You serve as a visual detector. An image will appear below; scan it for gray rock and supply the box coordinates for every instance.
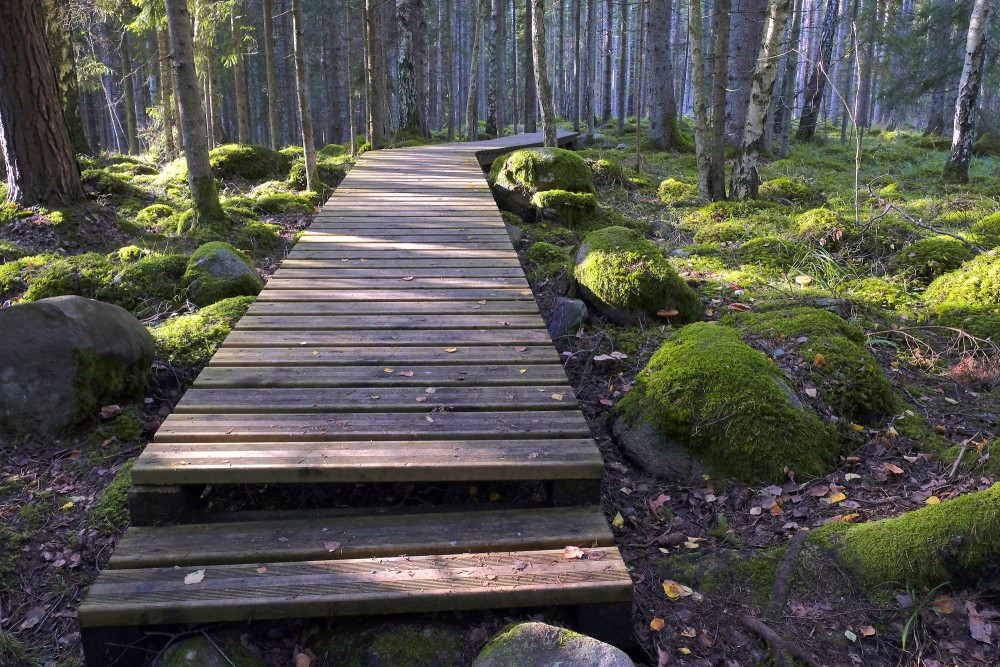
[651,220,673,238]
[185,242,263,307]
[0,296,153,434]
[473,622,633,667]
[158,632,265,667]
[573,243,645,326]
[671,248,691,258]
[505,222,524,245]
[548,297,588,338]
[612,417,709,483]
[615,143,627,150]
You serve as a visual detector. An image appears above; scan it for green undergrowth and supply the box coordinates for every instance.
[151,296,254,367]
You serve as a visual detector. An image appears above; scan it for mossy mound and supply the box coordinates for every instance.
[969,212,1000,248]
[589,158,628,187]
[759,176,813,203]
[134,203,179,231]
[113,254,189,311]
[488,148,595,218]
[736,237,806,271]
[931,303,1000,338]
[912,134,951,151]
[287,159,347,191]
[529,189,598,226]
[152,296,254,367]
[657,178,699,205]
[972,132,1000,157]
[235,221,282,256]
[0,240,25,263]
[725,307,899,420]
[0,253,59,297]
[574,226,702,325]
[319,143,347,157]
[23,253,114,302]
[615,323,838,482]
[832,483,1000,589]
[924,252,1000,307]
[112,245,152,263]
[209,143,291,181]
[843,276,916,310]
[693,221,750,244]
[183,242,263,307]
[892,235,976,283]
[524,242,569,282]
[80,168,145,202]
[315,621,466,667]
[255,192,316,215]
[88,461,133,532]
[794,208,854,249]
[683,199,787,229]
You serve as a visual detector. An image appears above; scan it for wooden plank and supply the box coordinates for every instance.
[132,438,603,484]
[300,232,511,241]
[221,329,552,348]
[78,547,631,628]
[109,506,613,569]
[175,386,577,413]
[271,268,528,279]
[278,258,524,269]
[287,250,518,260]
[208,345,559,366]
[264,277,529,290]
[192,364,569,388]
[153,410,592,442]
[237,314,546,330]
[252,289,533,302]
[245,300,540,316]
[292,241,515,251]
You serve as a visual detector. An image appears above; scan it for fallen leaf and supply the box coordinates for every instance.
[551,393,564,401]
[294,652,312,667]
[425,387,436,394]
[662,579,694,600]
[925,495,941,505]
[650,617,666,631]
[828,491,847,504]
[398,371,414,377]
[256,567,268,574]
[851,423,865,432]
[728,302,751,312]
[679,647,691,655]
[749,506,763,516]
[401,276,415,281]
[324,541,342,552]
[813,353,826,367]
[844,629,857,642]
[99,404,122,420]
[933,595,955,614]
[884,462,905,475]
[383,368,394,373]
[311,351,319,356]
[512,559,529,571]
[59,501,74,511]
[966,602,995,644]
[657,309,679,317]
[859,625,876,637]
[563,546,585,559]
[514,346,527,352]
[612,512,625,528]
[943,397,959,405]
[184,569,206,585]
[445,348,458,353]
[804,387,818,398]
[681,627,697,638]
[518,369,527,374]
[844,473,861,481]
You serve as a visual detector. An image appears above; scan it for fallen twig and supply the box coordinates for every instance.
[865,183,985,252]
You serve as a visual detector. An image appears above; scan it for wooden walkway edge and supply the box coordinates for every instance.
[78,132,634,665]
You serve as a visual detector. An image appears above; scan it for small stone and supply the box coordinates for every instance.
[615,143,626,150]
[547,298,588,338]
[473,622,633,667]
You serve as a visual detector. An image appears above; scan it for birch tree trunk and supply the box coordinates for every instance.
[647,0,680,149]
[943,0,992,182]
[532,0,557,146]
[730,0,793,199]
[795,0,838,141]
[688,0,712,198]
[164,0,224,221]
[263,0,281,149]
[291,0,319,192]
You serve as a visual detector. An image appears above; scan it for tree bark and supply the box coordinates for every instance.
[709,0,732,198]
[153,14,177,157]
[121,30,140,154]
[944,0,992,182]
[233,10,251,144]
[397,0,424,136]
[615,0,628,135]
[443,0,456,139]
[466,0,487,140]
[647,0,679,149]
[365,0,389,147]
[263,0,282,149]
[524,0,538,132]
[688,0,712,198]
[572,0,581,131]
[164,0,224,221]
[724,0,769,144]
[795,0,838,141]
[602,0,614,125]
[291,0,319,192]
[583,0,597,134]
[0,0,84,206]
[532,0,557,146]
[486,0,502,136]
[775,0,802,156]
[41,0,90,154]
[730,0,793,199]
[855,0,878,130]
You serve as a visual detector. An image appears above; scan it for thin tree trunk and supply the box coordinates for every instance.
[709,0,731,198]
[164,0,224,221]
[443,0,456,140]
[263,0,281,149]
[414,0,430,137]
[153,15,177,157]
[795,0,838,141]
[466,0,486,140]
[42,0,89,154]
[583,0,597,134]
[524,0,538,132]
[944,0,992,182]
[730,0,793,198]
[486,0,502,136]
[291,0,319,191]
[572,0,581,131]
[121,30,140,154]
[615,0,628,134]
[365,0,389,147]
[233,10,250,143]
[647,0,679,149]
[533,0,557,145]
[724,0,769,143]
[397,0,423,135]
[689,0,712,198]
[776,0,802,156]
[601,0,613,125]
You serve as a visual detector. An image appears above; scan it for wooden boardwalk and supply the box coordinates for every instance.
[78,132,633,664]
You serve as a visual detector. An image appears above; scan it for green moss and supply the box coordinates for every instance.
[524,242,569,282]
[152,296,254,367]
[574,226,702,323]
[0,240,26,262]
[134,203,178,231]
[235,221,282,256]
[912,134,951,151]
[530,189,598,225]
[693,221,750,244]
[286,159,347,191]
[930,303,1000,338]
[0,201,21,225]
[183,242,262,307]
[255,192,316,215]
[23,252,114,302]
[88,461,133,533]
[72,349,151,427]
[736,237,806,271]
[0,253,58,297]
[113,253,189,311]
[968,212,1000,248]
[794,208,854,249]
[209,143,291,181]
[488,147,596,195]
[112,245,151,263]
[924,252,1000,307]
[0,628,49,666]
[684,200,787,228]
[367,626,463,667]
[842,276,916,310]
[657,178,699,205]
[319,143,346,157]
[726,307,898,419]
[529,224,576,246]
[972,132,1000,157]
[92,404,144,443]
[0,528,28,593]
[616,323,838,481]
[759,177,813,203]
[835,483,1000,589]
[80,168,145,202]
[892,235,976,283]
[589,158,628,187]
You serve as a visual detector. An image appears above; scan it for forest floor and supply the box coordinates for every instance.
[1,127,999,666]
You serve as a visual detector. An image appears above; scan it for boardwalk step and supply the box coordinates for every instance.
[192,364,571,388]
[108,505,614,569]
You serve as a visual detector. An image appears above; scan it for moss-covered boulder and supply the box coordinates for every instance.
[0,253,59,298]
[524,242,570,282]
[183,242,263,307]
[287,158,347,190]
[931,303,1000,338]
[657,178,699,205]
[530,189,598,226]
[112,253,189,311]
[892,235,976,283]
[924,251,1000,308]
[209,143,291,181]
[574,226,701,325]
[0,296,153,434]
[134,203,178,231]
[80,168,145,203]
[794,208,854,249]
[759,177,813,203]
[831,483,1000,589]
[726,307,898,420]
[158,632,266,667]
[255,191,316,215]
[152,296,254,367]
[615,323,838,482]
[488,147,595,218]
[692,221,750,244]
[969,212,1000,248]
[473,622,632,667]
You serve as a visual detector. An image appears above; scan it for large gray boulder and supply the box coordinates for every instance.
[0,296,154,434]
[473,622,633,667]
[184,242,263,307]
[612,417,709,483]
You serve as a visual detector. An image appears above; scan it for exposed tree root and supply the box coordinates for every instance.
[767,530,809,621]
[742,615,821,667]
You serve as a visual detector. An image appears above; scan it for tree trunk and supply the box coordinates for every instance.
[924,9,952,136]
[944,0,992,182]
[730,0,793,199]
[709,0,731,198]
[121,30,140,154]
[795,0,838,141]
[524,0,538,132]
[486,0,502,136]
[263,0,282,149]
[572,0,581,131]
[466,0,486,140]
[532,0,557,146]
[688,0,711,198]
[647,0,679,149]
[583,0,597,134]
[601,0,613,125]
[233,10,251,144]
[775,0,802,156]
[41,0,89,154]
[855,0,877,130]
[153,13,177,157]
[291,0,319,191]
[397,0,424,136]
[615,0,628,135]
[443,0,456,140]
[0,0,84,206]
[164,0,224,221]
[724,0,769,144]
[365,0,389,147]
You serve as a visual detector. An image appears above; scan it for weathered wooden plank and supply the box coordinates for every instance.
[237,314,545,330]
[192,364,569,388]
[287,249,519,260]
[245,300,540,316]
[253,289,533,302]
[264,277,529,290]
[221,329,552,348]
[109,506,613,569]
[153,410,592,442]
[208,345,559,366]
[278,257,524,269]
[271,267,528,279]
[293,241,515,251]
[133,439,603,484]
[78,547,631,628]
[300,232,511,242]
[176,386,576,413]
